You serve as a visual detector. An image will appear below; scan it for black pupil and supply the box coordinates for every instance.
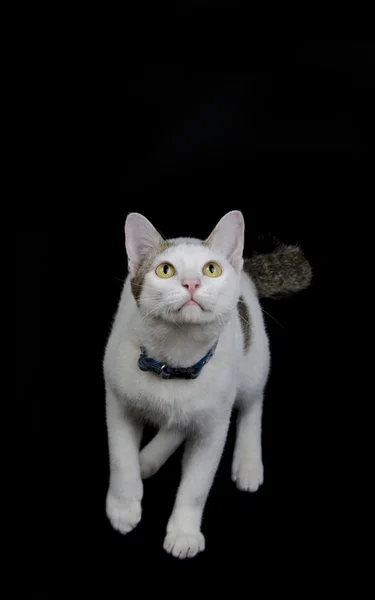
[209,264,215,273]
[163,265,169,274]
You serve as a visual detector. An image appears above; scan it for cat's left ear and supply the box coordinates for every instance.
[125,212,166,277]
[203,210,244,272]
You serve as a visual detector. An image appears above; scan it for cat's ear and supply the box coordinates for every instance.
[204,210,245,272]
[125,212,165,276]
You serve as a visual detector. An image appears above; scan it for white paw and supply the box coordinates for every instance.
[232,456,264,492]
[163,531,205,559]
[106,491,141,534]
[139,453,158,479]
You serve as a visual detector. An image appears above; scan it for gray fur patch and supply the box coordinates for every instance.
[130,239,173,305]
[244,244,312,299]
[237,296,251,352]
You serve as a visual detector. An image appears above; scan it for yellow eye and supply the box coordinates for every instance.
[155,263,175,278]
[203,262,222,277]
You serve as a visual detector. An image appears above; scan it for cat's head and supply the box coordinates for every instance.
[124,211,245,326]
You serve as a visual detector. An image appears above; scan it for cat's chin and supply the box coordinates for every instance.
[163,305,216,326]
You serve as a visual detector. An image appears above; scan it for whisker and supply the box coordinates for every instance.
[214,290,284,329]
[171,314,183,331]
[156,226,168,241]
[261,307,284,329]
[238,313,251,327]
[215,311,226,328]
[134,302,165,330]
[138,295,163,300]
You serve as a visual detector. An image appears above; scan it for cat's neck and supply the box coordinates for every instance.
[137,317,222,368]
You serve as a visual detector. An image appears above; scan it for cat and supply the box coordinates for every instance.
[103,210,311,559]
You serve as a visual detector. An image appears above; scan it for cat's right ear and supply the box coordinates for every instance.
[125,213,165,276]
[203,210,245,272]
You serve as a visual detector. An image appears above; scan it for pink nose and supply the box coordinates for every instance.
[182,278,201,294]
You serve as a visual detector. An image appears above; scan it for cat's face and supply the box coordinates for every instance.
[139,242,240,325]
[125,211,245,327]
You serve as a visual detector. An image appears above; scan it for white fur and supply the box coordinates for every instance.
[103,211,270,559]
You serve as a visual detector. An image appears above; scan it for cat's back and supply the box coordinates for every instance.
[111,277,138,332]
[239,270,268,341]
[103,277,139,367]
[237,270,270,391]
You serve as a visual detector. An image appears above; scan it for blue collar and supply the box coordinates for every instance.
[138,342,218,380]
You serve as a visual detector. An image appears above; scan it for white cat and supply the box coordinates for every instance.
[103,210,310,559]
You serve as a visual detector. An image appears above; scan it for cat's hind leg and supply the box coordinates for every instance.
[232,392,264,492]
[139,428,185,479]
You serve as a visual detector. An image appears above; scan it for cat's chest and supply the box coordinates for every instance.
[114,343,236,427]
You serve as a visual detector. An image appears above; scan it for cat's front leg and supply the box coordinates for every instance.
[163,415,230,559]
[105,385,143,534]
[140,427,185,479]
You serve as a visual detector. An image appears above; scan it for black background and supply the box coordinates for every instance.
[25,33,373,587]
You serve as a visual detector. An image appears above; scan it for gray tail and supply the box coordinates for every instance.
[244,244,312,299]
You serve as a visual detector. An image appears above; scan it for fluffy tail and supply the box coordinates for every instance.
[244,244,312,299]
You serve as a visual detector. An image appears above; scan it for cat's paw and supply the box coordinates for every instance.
[139,453,159,479]
[106,492,141,534]
[232,456,264,492]
[163,530,205,559]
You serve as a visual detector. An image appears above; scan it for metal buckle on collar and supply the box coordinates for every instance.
[159,364,169,378]
[160,366,171,379]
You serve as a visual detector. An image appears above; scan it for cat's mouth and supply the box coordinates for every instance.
[164,297,217,323]
[179,299,203,311]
